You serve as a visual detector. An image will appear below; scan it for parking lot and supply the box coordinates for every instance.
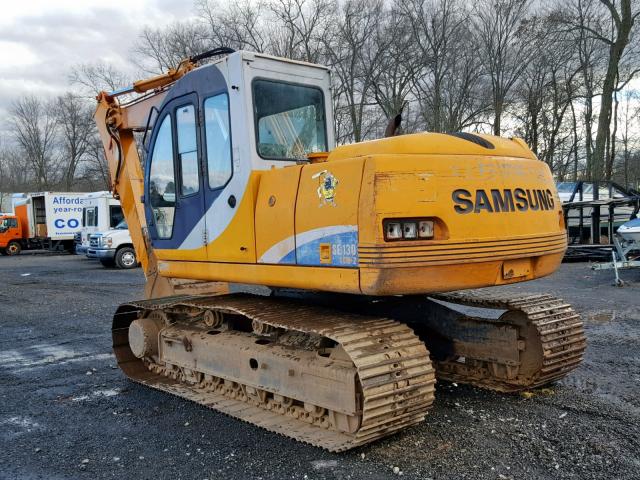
[1,253,639,480]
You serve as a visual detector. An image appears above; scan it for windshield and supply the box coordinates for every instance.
[115,220,128,230]
[0,217,16,230]
[253,79,327,161]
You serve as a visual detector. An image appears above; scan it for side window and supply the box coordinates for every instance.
[252,80,327,160]
[204,94,232,189]
[149,115,176,239]
[9,218,17,228]
[176,105,199,196]
[109,206,124,228]
[94,207,99,227]
[86,207,96,227]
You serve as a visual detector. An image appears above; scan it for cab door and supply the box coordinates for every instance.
[0,217,19,246]
[201,92,237,261]
[145,93,208,261]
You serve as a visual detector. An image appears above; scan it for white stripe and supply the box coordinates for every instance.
[258,235,296,263]
[258,225,357,264]
[178,165,251,250]
[295,224,357,247]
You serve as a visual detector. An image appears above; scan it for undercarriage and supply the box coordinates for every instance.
[112,290,585,451]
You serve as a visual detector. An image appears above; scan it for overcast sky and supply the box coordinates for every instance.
[0,0,197,115]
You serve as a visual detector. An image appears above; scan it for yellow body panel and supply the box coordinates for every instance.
[147,133,567,296]
[356,151,565,293]
[158,260,361,293]
[207,175,260,263]
[255,166,302,263]
[295,159,364,267]
[154,243,208,262]
[330,132,536,161]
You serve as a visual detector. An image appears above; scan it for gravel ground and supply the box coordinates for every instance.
[1,253,639,480]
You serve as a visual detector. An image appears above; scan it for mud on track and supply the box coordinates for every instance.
[1,253,639,479]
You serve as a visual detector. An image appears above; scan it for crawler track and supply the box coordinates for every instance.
[112,294,436,452]
[430,291,587,392]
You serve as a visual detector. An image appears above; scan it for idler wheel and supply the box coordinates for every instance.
[129,311,165,358]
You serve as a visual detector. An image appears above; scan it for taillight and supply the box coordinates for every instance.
[418,220,434,238]
[384,218,435,241]
[386,222,402,240]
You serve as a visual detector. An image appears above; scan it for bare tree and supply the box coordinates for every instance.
[267,0,335,63]
[56,93,94,190]
[370,5,419,125]
[133,21,211,74]
[1,146,30,193]
[473,0,535,136]
[325,0,385,143]
[568,0,604,179]
[403,0,461,131]
[197,0,270,52]
[587,0,638,181]
[0,143,14,209]
[401,0,489,132]
[9,96,59,190]
[80,136,110,191]
[555,0,640,181]
[514,12,580,175]
[615,89,639,187]
[39,0,634,191]
[69,61,130,96]
[0,149,6,209]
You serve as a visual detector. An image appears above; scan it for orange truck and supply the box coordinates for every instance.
[0,192,85,256]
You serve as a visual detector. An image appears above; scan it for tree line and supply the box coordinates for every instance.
[1,0,639,199]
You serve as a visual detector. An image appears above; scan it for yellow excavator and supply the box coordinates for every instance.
[95,48,586,451]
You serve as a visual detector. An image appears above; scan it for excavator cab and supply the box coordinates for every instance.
[143,52,334,254]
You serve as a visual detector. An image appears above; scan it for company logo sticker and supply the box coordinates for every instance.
[312,170,339,207]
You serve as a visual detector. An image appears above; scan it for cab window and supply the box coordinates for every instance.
[204,94,232,189]
[176,104,199,196]
[109,205,124,228]
[1,218,17,229]
[253,79,327,161]
[149,115,176,239]
[86,207,97,227]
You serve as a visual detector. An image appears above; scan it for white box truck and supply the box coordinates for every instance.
[74,192,124,254]
[0,192,85,255]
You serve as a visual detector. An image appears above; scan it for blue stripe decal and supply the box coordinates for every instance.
[279,250,297,264]
[296,230,358,267]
